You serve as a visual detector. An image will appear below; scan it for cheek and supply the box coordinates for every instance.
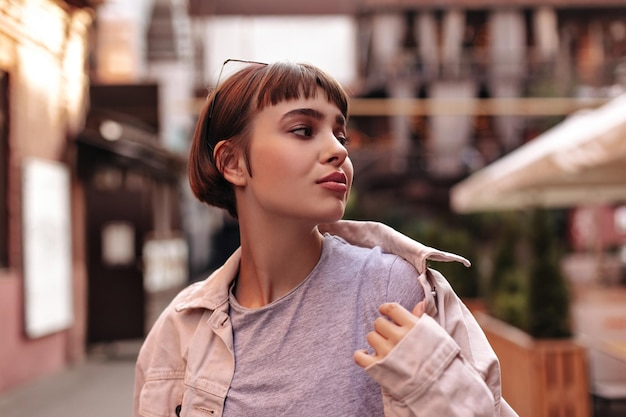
[344,158,355,186]
[251,143,309,180]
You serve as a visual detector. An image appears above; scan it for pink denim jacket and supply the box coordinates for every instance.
[134,220,518,417]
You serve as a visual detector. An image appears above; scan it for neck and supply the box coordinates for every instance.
[234,212,324,308]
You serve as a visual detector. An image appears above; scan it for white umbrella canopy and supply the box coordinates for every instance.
[450,93,626,213]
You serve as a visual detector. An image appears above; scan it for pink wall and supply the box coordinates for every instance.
[0,274,68,392]
[0,0,91,393]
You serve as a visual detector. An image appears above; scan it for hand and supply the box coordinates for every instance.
[354,301,425,369]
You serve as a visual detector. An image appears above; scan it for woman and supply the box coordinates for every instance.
[134,60,517,417]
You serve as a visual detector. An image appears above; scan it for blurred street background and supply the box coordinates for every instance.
[1,0,626,416]
[0,341,140,417]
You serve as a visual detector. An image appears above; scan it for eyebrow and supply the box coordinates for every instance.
[281,108,346,127]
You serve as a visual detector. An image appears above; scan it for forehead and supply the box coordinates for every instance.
[256,91,347,124]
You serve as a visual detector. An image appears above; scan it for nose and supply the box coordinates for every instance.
[322,132,349,167]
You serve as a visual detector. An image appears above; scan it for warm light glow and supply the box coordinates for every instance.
[19,46,63,135]
[0,35,12,68]
[22,0,67,55]
[100,120,123,141]
[11,1,92,138]
[103,50,136,76]
[63,14,90,134]
[96,18,142,83]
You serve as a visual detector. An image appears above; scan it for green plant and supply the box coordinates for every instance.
[490,267,528,331]
[486,211,527,326]
[526,209,571,339]
[487,215,520,300]
[485,209,571,339]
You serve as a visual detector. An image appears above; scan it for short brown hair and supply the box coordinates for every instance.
[188,61,349,218]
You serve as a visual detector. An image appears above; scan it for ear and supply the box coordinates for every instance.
[214,140,247,186]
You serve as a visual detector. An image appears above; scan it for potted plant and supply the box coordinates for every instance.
[477,209,589,417]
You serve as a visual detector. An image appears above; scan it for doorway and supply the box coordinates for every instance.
[86,167,152,343]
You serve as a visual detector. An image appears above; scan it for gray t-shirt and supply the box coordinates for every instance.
[223,234,425,417]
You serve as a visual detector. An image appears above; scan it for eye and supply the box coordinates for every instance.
[291,126,313,137]
[336,133,349,147]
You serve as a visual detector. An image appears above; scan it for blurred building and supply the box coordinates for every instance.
[346,1,626,214]
[0,0,191,393]
[340,1,626,289]
[188,1,626,213]
[0,0,99,392]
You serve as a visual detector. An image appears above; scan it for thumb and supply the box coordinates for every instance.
[412,300,425,317]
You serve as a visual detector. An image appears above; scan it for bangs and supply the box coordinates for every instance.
[254,62,348,117]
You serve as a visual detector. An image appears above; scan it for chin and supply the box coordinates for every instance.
[290,202,347,225]
[318,207,346,224]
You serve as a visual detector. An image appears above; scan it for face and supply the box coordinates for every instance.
[236,88,353,225]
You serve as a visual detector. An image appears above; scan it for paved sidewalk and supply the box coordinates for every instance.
[0,341,140,417]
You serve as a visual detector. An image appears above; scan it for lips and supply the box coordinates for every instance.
[316,171,348,193]
[317,171,347,185]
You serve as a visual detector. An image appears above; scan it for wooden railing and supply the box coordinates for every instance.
[476,312,591,417]
[347,97,609,116]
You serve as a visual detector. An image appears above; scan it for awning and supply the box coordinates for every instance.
[75,109,186,183]
[450,93,626,213]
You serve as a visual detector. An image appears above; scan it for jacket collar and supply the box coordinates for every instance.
[174,220,470,312]
[175,248,241,312]
[319,220,470,274]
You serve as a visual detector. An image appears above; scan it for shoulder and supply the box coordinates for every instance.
[324,234,417,273]
[323,234,424,306]
[322,234,421,293]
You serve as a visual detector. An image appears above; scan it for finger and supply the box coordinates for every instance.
[412,300,426,317]
[373,316,404,344]
[366,330,393,357]
[354,349,376,369]
[379,302,419,327]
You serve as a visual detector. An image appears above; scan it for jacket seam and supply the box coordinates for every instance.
[401,343,460,402]
[144,370,185,381]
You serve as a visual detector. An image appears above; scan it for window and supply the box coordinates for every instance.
[0,71,8,267]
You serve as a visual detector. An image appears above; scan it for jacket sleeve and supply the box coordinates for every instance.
[366,315,497,417]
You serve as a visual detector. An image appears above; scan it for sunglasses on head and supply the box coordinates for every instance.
[202,59,268,159]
